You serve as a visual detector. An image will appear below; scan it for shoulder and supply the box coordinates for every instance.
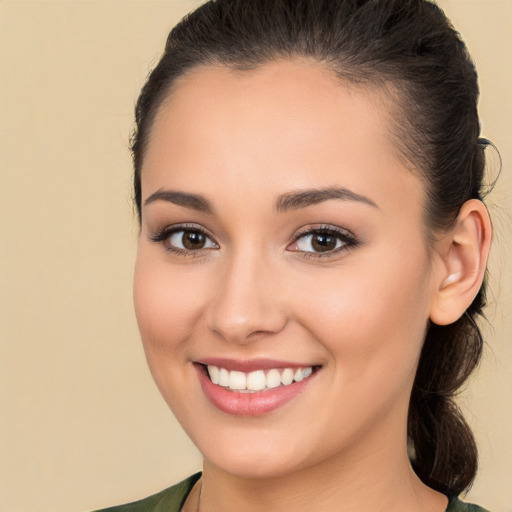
[92,473,201,512]
[446,496,491,512]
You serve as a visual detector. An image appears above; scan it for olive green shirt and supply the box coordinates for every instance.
[94,473,490,512]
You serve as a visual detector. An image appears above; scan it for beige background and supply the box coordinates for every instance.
[0,1,510,511]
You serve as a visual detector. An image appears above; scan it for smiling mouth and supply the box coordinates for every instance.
[204,365,316,393]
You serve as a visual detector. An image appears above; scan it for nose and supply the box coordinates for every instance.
[205,250,288,344]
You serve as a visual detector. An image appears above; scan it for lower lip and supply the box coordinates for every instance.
[195,365,316,416]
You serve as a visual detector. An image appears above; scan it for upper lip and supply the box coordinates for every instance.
[195,357,318,372]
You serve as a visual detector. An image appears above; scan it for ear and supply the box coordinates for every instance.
[429,199,492,326]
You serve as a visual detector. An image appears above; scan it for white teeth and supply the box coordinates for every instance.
[218,368,230,387]
[266,368,281,389]
[280,368,294,385]
[294,368,304,382]
[246,370,266,391]
[208,365,220,384]
[206,365,314,392]
[229,370,246,390]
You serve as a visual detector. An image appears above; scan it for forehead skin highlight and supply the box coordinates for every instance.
[141,61,427,235]
[147,60,405,159]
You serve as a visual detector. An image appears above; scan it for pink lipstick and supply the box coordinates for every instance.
[195,360,318,416]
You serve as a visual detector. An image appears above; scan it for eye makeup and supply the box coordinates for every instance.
[149,221,360,261]
[287,224,360,259]
[150,223,219,257]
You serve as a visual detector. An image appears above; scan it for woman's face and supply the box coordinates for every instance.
[134,61,440,478]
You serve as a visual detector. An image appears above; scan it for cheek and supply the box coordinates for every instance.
[292,250,432,380]
[132,249,214,422]
[133,249,208,353]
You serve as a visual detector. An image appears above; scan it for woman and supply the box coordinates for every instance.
[97,0,494,510]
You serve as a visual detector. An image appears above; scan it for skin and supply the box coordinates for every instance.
[133,60,490,512]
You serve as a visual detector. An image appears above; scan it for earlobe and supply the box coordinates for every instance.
[429,199,492,326]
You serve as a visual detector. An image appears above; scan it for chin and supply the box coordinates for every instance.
[192,424,328,480]
[205,450,307,480]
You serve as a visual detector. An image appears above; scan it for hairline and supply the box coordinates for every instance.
[136,56,441,248]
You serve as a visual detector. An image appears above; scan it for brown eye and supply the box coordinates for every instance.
[287,227,359,257]
[293,231,344,253]
[168,229,217,251]
[311,233,338,252]
[182,231,206,249]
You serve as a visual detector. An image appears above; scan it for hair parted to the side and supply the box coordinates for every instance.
[131,0,492,497]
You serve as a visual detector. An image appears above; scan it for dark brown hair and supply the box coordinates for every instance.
[131,0,491,497]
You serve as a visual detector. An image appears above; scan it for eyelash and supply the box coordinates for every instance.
[150,224,359,259]
[150,224,218,257]
[289,225,359,259]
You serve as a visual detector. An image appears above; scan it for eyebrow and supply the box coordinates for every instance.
[275,186,378,212]
[144,189,213,213]
[143,185,377,215]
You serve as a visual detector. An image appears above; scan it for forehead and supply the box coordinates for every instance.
[142,60,424,216]
[150,60,395,162]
